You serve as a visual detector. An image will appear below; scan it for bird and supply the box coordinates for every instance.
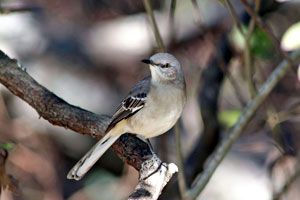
[67,53,186,180]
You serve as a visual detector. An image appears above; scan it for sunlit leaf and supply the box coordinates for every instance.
[230,25,245,50]
[281,21,300,51]
[218,109,241,128]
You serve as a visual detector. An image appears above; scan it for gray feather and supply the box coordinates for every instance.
[105,76,151,133]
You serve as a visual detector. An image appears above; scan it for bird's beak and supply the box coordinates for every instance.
[141,59,151,64]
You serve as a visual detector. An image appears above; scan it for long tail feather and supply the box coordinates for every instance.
[67,134,120,180]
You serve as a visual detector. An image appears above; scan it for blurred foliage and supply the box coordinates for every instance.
[250,27,274,59]
[231,25,274,59]
[0,143,15,151]
[218,109,241,128]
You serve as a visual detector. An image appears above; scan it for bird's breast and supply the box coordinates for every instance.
[127,84,185,138]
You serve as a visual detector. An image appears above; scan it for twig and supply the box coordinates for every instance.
[0,50,175,200]
[174,122,188,199]
[169,0,177,41]
[167,0,180,175]
[143,0,166,52]
[273,163,300,200]
[223,0,246,37]
[239,0,296,150]
[0,3,39,14]
[226,70,247,107]
[169,0,176,21]
[191,0,203,26]
[244,25,256,98]
[223,0,258,98]
[185,50,300,199]
[243,0,260,98]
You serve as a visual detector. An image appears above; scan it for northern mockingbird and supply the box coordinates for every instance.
[67,53,186,180]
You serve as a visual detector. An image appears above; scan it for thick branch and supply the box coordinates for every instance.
[0,50,175,199]
[129,155,178,200]
[0,51,152,170]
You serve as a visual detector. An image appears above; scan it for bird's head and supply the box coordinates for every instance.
[142,53,184,84]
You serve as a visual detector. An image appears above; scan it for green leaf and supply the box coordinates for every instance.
[281,21,300,51]
[0,142,15,151]
[230,26,274,59]
[250,27,274,59]
[218,109,241,128]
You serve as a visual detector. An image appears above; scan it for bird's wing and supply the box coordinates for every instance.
[105,76,151,133]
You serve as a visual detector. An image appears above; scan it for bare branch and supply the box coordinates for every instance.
[244,0,261,98]
[0,3,39,14]
[175,123,188,198]
[223,0,246,37]
[223,0,258,97]
[129,155,178,200]
[143,0,166,52]
[169,0,177,41]
[185,50,300,199]
[225,71,247,106]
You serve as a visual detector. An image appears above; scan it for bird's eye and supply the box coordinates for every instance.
[161,63,170,68]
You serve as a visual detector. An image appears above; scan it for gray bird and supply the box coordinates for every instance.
[67,53,186,180]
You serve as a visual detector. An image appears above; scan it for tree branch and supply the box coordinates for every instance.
[0,50,175,199]
[143,0,166,52]
[0,3,39,14]
[129,155,178,200]
[174,122,187,198]
[185,50,300,199]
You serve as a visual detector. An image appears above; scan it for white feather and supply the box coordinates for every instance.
[67,134,120,180]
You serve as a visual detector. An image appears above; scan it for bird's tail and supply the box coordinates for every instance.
[67,133,120,180]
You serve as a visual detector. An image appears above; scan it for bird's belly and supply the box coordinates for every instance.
[138,112,177,138]
[129,107,180,138]
[127,87,184,138]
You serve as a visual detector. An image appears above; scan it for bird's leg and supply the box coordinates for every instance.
[134,134,154,153]
[146,138,154,152]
